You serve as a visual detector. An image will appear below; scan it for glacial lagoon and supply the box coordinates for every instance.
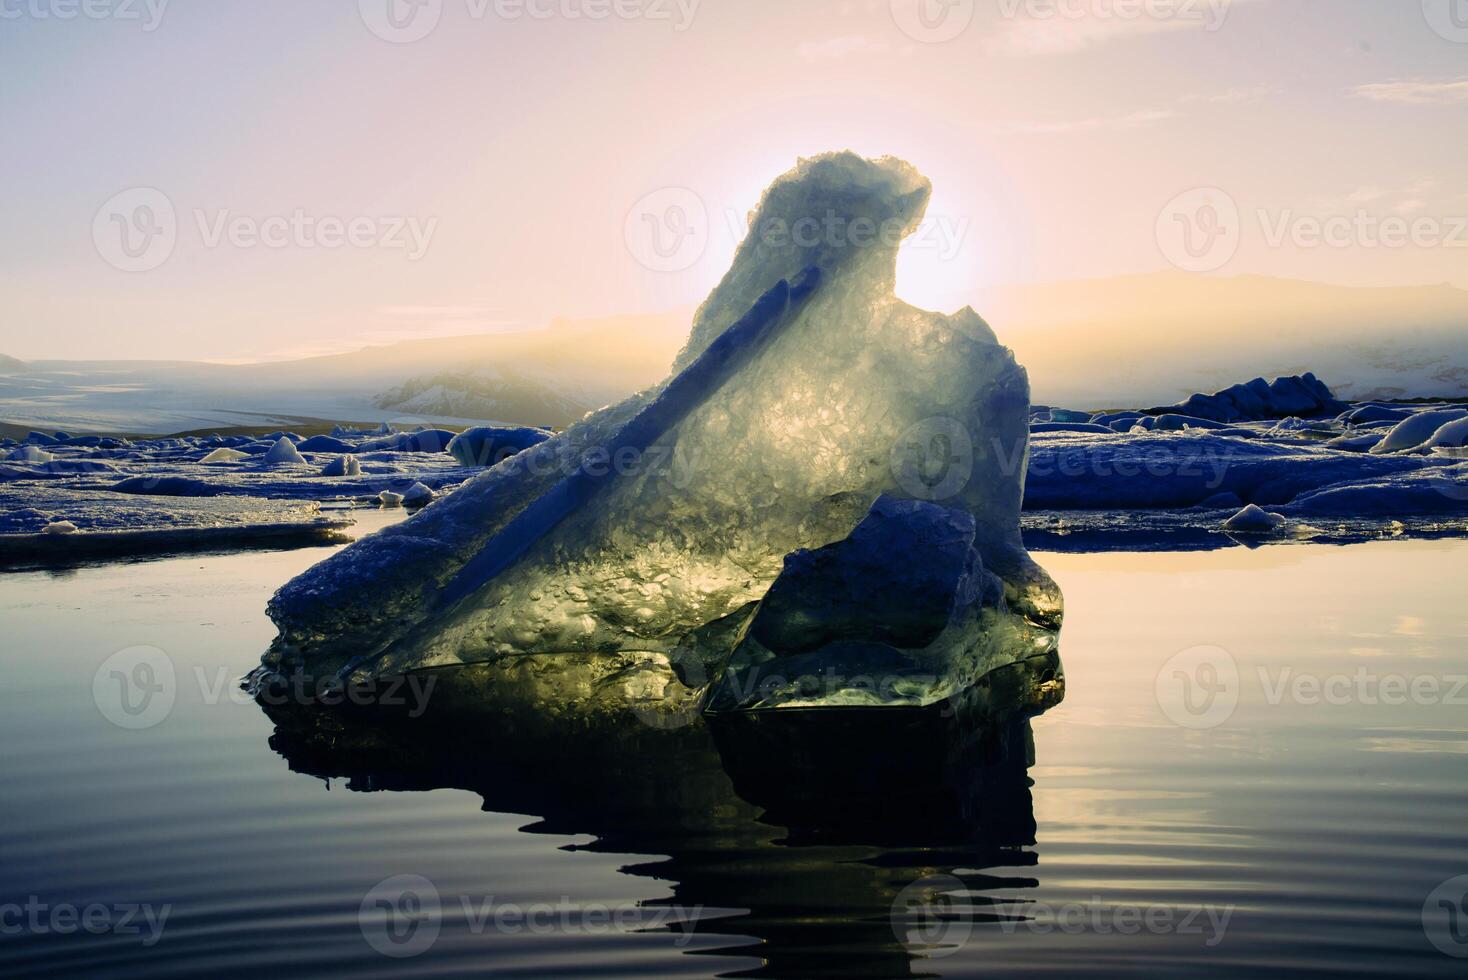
[2,515,1465,977]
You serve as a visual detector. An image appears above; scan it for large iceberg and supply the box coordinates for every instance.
[259,153,1063,716]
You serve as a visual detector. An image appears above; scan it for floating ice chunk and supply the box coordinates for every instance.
[297,436,354,454]
[1281,464,1468,517]
[264,437,307,465]
[1266,417,1341,439]
[1162,374,1346,422]
[1424,416,1468,450]
[1222,504,1287,534]
[359,429,458,454]
[705,496,1025,712]
[447,426,553,467]
[747,496,988,655]
[112,475,223,497]
[7,446,55,463]
[1324,433,1381,453]
[200,447,250,463]
[1024,432,1420,509]
[1154,414,1232,432]
[1093,411,1145,429]
[401,482,434,506]
[1369,409,1468,455]
[263,152,1062,709]
[320,455,362,477]
[1346,405,1410,425]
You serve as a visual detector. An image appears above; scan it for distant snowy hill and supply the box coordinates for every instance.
[2,275,1465,434]
[373,368,596,424]
[984,273,1468,408]
[0,311,687,434]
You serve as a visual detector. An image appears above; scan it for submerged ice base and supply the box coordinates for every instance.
[261,153,1064,715]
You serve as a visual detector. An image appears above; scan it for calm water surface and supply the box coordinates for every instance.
[2,516,1466,978]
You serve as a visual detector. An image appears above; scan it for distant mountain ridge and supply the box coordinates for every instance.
[373,368,595,425]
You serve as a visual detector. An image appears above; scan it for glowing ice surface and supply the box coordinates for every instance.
[262,153,1063,710]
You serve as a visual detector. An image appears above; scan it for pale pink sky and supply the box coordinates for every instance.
[2,0,1465,361]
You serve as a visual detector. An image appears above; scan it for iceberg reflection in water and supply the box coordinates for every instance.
[258,654,1061,978]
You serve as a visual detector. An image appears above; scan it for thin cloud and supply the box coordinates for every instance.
[1307,182,1451,215]
[980,108,1178,135]
[986,0,1264,57]
[375,304,503,319]
[1174,84,1280,104]
[1353,78,1468,105]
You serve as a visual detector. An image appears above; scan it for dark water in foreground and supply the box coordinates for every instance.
[2,517,1467,977]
